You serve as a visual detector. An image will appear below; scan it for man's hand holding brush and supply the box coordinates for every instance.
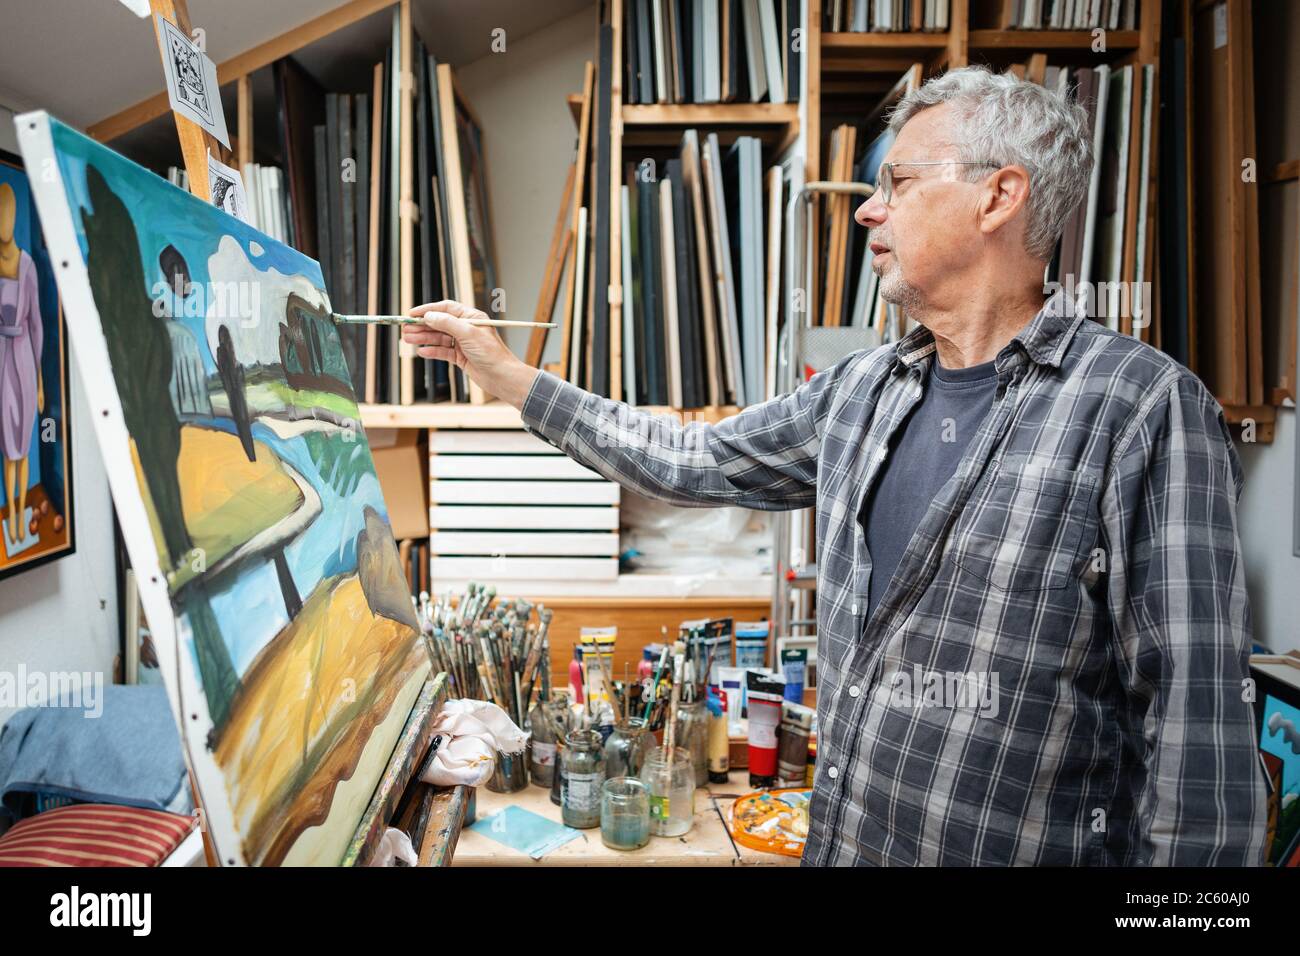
[401,299,541,408]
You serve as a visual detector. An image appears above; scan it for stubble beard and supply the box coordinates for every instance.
[876,255,924,312]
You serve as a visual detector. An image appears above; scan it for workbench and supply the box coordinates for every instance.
[451,770,801,866]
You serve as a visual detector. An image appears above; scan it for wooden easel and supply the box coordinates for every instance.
[146,0,466,867]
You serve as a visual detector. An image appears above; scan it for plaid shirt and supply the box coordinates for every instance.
[520,301,1267,866]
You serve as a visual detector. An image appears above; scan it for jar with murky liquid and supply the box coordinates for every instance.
[560,729,605,829]
[603,716,651,779]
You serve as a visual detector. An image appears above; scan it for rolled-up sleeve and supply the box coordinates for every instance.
[520,357,857,512]
[1100,372,1268,866]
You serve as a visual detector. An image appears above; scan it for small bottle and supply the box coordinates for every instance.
[527,696,560,788]
[560,729,606,829]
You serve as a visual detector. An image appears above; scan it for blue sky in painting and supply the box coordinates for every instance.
[1262,695,1300,797]
[44,118,396,683]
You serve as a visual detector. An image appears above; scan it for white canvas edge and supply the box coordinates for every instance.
[15,111,246,865]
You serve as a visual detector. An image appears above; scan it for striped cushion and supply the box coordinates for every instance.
[0,804,197,867]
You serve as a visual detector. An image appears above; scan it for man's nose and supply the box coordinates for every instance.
[855,191,886,229]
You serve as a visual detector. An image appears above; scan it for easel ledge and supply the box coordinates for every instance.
[342,671,469,867]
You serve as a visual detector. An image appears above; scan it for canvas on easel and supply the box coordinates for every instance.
[17,113,431,866]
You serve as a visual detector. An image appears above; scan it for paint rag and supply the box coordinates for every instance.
[420,699,528,788]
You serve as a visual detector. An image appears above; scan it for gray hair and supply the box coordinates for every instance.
[887,66,1093,260]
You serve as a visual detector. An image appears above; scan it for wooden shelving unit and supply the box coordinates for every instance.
[967,29,1142,49]
[622,102,800,126]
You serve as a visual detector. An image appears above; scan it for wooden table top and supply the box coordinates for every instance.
[452,770,800,867]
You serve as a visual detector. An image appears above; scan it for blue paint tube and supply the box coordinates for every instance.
[780,648,807,703]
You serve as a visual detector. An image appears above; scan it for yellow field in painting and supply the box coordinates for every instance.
[212,572,421,865]
[178,426,302,563]
[129,425,302,587]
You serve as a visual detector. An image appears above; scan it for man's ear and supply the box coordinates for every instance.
[977,165,1031,238]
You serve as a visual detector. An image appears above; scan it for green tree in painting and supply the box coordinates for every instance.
[81,165,239,731]
[81,165,189,567]
[216,324,255,462]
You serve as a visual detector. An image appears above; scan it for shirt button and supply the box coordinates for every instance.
[828,765,839,780]
[850,603,859,615]
[849,685,860,698]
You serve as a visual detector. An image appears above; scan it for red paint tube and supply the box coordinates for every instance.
[746,671,786,788]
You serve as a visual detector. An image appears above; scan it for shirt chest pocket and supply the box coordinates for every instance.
[949,459,1098,592]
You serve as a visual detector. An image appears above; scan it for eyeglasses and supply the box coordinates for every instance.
[876,161,1001,205]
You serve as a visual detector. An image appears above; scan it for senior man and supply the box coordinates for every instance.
[403,67,1266,866]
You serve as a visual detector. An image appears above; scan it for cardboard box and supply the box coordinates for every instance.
[370,428,429,541]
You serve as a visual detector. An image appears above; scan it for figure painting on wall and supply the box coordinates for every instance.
[0,149,73,582]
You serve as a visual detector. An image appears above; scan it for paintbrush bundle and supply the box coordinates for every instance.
[416,582,553,728]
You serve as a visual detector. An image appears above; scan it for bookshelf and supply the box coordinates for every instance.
[806,0,1287,442]
[77,1,1294,619]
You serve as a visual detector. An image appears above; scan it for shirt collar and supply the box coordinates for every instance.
[890,289,1085,373]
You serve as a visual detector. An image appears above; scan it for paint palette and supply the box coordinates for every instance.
[729,788,811,857]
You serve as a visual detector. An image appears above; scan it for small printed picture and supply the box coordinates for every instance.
[207,153,250,225]
[154,13,230,148]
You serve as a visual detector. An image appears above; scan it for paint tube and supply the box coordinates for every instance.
[707,688,730,783]
[746,670,786,788]
[780,648,807,703]
[719,667,744,734]
[735,621,769,670]
[578,626,617,703]
[777,701,815,786]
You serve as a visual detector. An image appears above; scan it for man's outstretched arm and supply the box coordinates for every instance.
[1100,372,1268,865]
[402,300,856,511]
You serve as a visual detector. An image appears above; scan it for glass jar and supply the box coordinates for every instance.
[603,717,651,779]
[673,699,709,787]
[639,745,695,838]
[485,744,528,793]
[527,698,561,787]
[560,729,605,829]
[600,777,651,851]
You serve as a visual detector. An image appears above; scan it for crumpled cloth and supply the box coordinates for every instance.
[419,699,528,788]
[368,827,419,867]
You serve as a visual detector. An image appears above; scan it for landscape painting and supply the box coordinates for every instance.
[17,114,430,866]
[0,149,73,582]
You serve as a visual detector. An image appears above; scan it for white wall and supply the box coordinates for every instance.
[0,101,119,728]
[457,4,595,364]
[0,103,19,153]
[1238,407,1300,655]
[0,356,120,728]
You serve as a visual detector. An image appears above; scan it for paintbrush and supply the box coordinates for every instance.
[642,645,670,722]
[663,645,685,770]
[332,313,556,328]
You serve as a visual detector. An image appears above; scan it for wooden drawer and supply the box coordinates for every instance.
[428,430,620,583]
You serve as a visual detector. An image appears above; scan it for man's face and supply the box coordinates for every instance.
[854,104,983,309]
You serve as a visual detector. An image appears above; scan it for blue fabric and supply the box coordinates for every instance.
[0,684,191,822]
[859,358,998,619]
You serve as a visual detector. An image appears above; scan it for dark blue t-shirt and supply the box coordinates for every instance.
[859,357,999,619]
